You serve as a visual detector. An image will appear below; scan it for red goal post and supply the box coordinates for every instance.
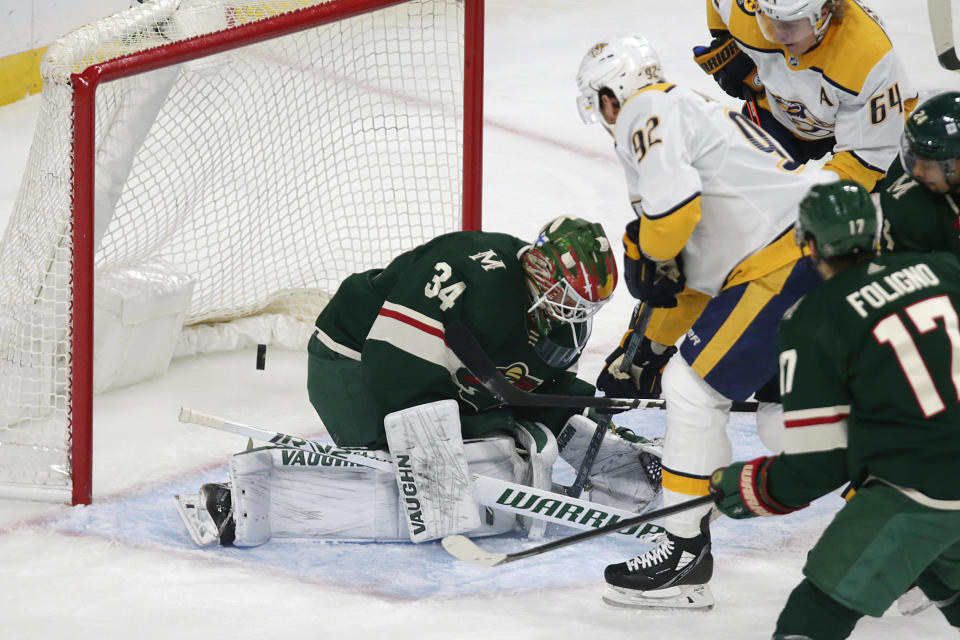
[0,0,484,505]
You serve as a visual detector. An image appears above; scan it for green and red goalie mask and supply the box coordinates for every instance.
[522,216,618,361]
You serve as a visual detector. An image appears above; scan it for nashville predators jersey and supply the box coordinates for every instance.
[708,0,917,190]
[613,82,836,298]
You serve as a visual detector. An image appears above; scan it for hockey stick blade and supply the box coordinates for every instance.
[929,0,960,70]
[441,494,715,568]
[445,322,641,411]
[441,535,508,567]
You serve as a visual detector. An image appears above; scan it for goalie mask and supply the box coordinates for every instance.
[522,216,617,366]
[899,91,960,195]
[576,35,664,133]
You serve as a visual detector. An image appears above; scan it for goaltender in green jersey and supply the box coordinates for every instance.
[710,182,960,639]
[177,217,663,548]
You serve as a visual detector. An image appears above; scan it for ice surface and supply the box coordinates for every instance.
[1,1,958,637]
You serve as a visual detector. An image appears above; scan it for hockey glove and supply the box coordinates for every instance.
[596,333,677,401]
[623,218,685,308]
[709,457,808,519]
[693,33,762,101]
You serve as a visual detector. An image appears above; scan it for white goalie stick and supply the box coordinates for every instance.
[929,0,960,70]
[442,494,716,568]
[177,408,665,542]
[444,321,758,412]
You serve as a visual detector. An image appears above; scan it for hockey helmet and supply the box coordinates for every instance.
[523,216,617,327]
[795,181,878,258]
[900,91,960,190]
[576,35,664,128]
[522,216,617,367]
[756,0,832,48]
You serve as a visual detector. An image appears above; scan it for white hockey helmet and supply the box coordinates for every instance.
[576,35,664,127]
[756,0,832,47]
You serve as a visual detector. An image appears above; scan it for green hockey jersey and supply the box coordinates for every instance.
[310,230,594,440]
[768,252,960,506]
[877,159,960,255]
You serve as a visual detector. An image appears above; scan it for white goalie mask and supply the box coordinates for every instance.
[576,35,664,132]
[756,0,832,49]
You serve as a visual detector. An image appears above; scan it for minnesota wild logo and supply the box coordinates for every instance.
[501,362,543,391]
[455,361,543,410]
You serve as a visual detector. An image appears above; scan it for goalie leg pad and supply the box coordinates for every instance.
[557,413,662,513]
[385,399,481,542]
[513,421,558,539]
[229,446,402,544]
[224,436,519,545]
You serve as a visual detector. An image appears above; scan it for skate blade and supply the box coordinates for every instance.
[174,494,220,547]
[602,583,715,611]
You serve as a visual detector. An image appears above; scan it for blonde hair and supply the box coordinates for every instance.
[827,0,849,24]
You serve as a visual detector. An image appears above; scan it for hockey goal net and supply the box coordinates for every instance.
[0,0,483,505]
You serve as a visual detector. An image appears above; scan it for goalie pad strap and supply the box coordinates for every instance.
[513,421,558,539]
[384,399,481,542]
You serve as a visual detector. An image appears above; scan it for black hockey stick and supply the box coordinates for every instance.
[929,0,960,71]
[446,322,642,411]
[442,494,716,568]
[566,303,653,498]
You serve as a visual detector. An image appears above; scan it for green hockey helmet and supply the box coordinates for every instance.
[795,181,878,258]
[522,215,618,328]
[900,91,960,187]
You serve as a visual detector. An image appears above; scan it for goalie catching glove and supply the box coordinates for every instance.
[622,219,685,308]
[596,332,676,400]
[709,457,808,519]
[693,32,762,100]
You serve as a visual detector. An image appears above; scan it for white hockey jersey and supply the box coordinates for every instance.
[708,0,916,190]
[613,82,836,299]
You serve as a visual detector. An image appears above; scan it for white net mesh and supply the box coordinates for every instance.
[0,0,468,501]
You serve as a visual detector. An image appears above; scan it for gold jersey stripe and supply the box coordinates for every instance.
[662,467,711,496]
[691,260,794,378]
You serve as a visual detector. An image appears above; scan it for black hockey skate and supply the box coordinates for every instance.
[201,483,236,546]
[603,515,713,610]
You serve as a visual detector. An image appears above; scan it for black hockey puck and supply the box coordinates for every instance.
[256,344,266,370]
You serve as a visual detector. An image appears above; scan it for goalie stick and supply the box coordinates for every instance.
[929,0,960,71]
[177,408,664,541]
[442,494,715,568]
[566,303,653,498]
[445,321,758,412]
[446,321,641,411]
